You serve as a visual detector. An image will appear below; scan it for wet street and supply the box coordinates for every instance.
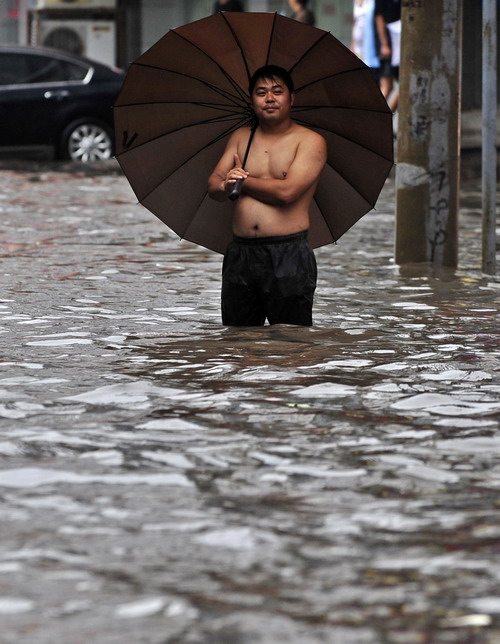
[0,159,499,643]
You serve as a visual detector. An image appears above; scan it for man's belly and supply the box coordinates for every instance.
[232,196,310,238]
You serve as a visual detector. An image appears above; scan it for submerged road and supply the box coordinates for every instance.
[0,159,499,643]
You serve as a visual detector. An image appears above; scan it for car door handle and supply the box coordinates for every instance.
[44,90,70,100]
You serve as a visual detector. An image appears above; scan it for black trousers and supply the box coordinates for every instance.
[221,231,317,327]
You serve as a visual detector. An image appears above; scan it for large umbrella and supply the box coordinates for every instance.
[114,11,393,254]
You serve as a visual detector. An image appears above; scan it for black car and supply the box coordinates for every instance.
[0,45,125,162]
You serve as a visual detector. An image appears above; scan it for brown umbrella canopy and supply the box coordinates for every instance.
[114,12,393,254]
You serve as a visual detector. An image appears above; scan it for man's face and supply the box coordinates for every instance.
[251,76,294,123]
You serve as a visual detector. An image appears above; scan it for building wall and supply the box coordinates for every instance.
[0,0,21,43]
[0,0,497,113]
[315,0,352,45]
[140,0,181,51]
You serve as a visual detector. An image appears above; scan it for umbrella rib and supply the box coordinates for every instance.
[322,162,377,210]
[115,99,247,114]
[115,112,248,158]
[333,157,386,209]
[169,28,250,103]
[127,62,248,107]
[136,122,248,208]
[288,30,331,77]
[293,104,392,117]
[293,114,394,165]
[294,65,382,95]
[294,122,392,209]
[265,12,278,66]
[286,32,380,99]
[219,12,252,87]
[178,190,213,243]
[312,192,337,244]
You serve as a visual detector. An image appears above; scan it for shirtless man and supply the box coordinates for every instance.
[208,65,327,326]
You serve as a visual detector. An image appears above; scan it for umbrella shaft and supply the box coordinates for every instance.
[229,127,256,201]
[229,178,244,201]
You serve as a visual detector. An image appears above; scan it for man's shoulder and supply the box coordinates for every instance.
[225,127,254,152]
[229,126,253,142]
[293,123,326,145]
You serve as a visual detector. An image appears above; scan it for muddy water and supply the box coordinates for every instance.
[0,161,499,643]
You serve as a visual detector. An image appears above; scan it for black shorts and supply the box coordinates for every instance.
[221,231,317,327]
[380,57,399,81]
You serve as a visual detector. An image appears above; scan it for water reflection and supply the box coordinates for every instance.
[0,162,499,641]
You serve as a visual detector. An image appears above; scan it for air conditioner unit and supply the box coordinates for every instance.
[36,0,116,9]
[38,19,116,66]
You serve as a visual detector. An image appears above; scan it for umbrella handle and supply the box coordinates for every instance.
[228,178,244,201]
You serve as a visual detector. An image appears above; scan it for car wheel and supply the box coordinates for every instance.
[60,119,114,162]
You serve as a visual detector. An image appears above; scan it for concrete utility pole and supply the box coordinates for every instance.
[395,0,463,267]
[482,0,497,275]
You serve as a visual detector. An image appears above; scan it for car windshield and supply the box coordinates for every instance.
[0,53,89,86]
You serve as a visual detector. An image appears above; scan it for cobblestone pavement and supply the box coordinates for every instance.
[0,159,499,643]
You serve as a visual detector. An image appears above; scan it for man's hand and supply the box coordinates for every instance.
[223,154,249,193]
[208,130,250,201]
[380,43,391,60]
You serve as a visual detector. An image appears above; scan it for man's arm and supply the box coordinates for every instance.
[208,130,248,202]
[375,14,391,58]
[241,132,327,206]
[374,1,391,59]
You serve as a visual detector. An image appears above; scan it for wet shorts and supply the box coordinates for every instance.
[221,230,317,327]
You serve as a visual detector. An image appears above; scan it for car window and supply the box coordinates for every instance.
[0,54,30,85]
[0,53,89,85]
[63,60,89,81]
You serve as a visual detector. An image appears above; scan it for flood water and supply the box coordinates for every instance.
[0,160,499,643]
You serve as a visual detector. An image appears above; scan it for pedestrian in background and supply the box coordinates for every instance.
[374,0,400,112]
[351,0,380,80]
[212,0,244,13]
[288,0,316,26]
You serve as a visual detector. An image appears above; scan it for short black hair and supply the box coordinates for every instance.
[297,0,310,6]
[248,65,294,96]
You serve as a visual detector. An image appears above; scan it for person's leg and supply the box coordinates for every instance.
[221,241,266,326]
[379,57,393,99]
[261,233,317,326]
[388,65,399,112]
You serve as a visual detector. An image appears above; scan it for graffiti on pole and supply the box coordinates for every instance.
[429,197,449,262]
[426,145,451,264]
[402,0,422,22]
[410,161,450,262]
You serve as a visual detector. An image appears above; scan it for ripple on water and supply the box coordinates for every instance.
[391,393,500,416]
[63,381,189,406]
[1,169,500,641]
[0,598,35,614]
[0,467,193,489]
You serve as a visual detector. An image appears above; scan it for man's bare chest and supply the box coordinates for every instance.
[240,136,299,180]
